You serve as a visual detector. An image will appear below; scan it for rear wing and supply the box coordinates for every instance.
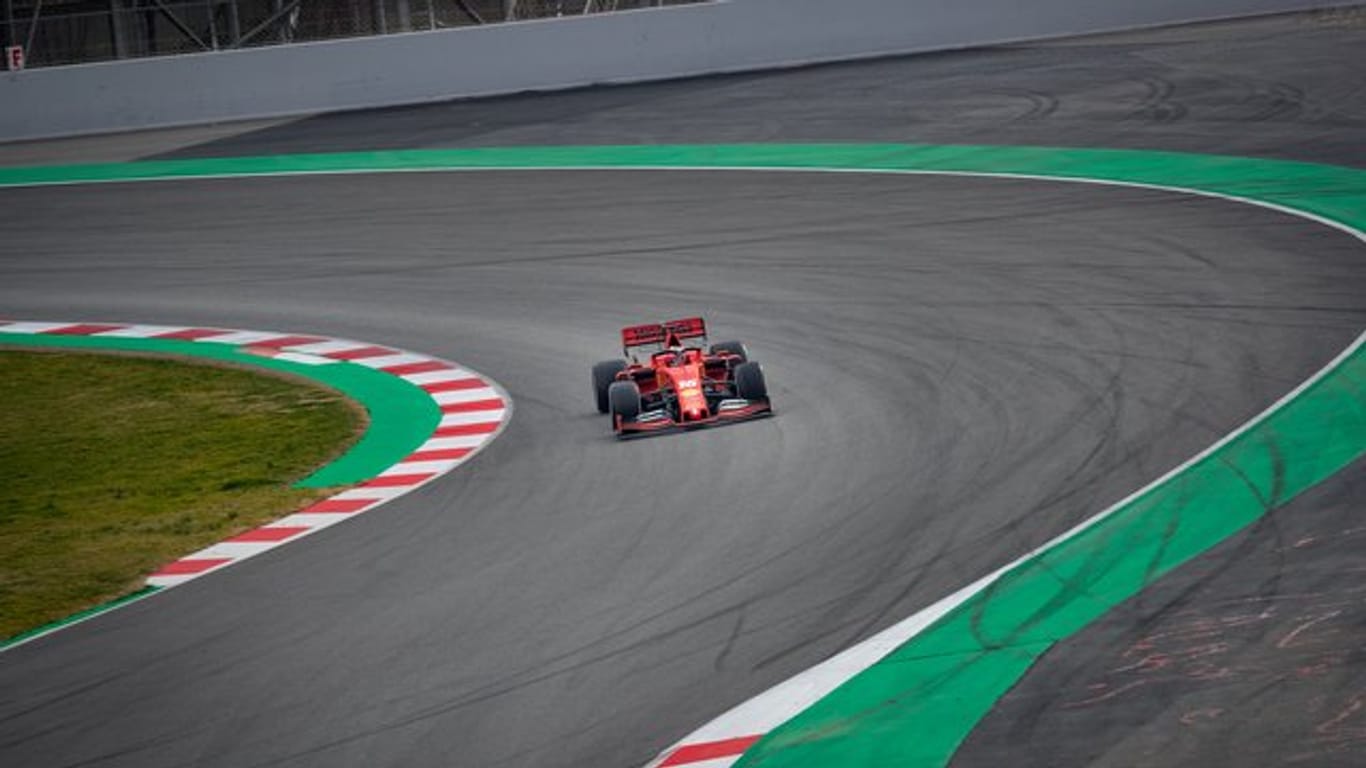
[621,317,707,355]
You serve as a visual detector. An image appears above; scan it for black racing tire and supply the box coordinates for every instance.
[592,359,627,414]
[734,361,767,400]
[709,340,749,363]
[608,380,642,423]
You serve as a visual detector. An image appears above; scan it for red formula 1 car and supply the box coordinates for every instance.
[591,317,772,437]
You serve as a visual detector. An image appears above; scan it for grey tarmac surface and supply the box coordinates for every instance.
[1,8,1365,768]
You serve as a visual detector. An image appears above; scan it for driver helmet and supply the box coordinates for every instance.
[664,332,686,364]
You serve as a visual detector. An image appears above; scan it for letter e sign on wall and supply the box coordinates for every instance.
[6,46,24,71]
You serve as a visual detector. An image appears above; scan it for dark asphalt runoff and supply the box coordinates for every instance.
[955,456,1366,768]
[2,9,1364,768]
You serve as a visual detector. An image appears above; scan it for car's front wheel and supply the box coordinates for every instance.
[734,361,767,400]
[608,380,642,425]
[592,359,627,414]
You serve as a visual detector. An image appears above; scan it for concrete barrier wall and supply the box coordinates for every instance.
[0,0,1349,141]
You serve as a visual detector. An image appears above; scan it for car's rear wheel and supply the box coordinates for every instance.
[734,361,767,400]
[710,340,749,363]
[592,359,627,414]
[608,380,642,425]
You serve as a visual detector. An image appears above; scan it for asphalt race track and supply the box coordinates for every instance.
[2,10,1364,768]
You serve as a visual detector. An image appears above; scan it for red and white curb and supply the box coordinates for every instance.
[0,320,510,588]
[647,735,764,768]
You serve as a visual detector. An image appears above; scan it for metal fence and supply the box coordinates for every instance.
[1,0,703,69]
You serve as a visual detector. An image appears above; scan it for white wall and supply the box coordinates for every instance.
[0,0,1349,141]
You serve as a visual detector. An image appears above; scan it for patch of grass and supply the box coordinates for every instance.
[0,349,365,640]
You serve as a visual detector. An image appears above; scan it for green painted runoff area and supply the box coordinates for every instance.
[0,333,439,487]
[0,143,1364,235]
[2,144,1362,765]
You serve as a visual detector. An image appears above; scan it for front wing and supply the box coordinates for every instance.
[616,398,772,436]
